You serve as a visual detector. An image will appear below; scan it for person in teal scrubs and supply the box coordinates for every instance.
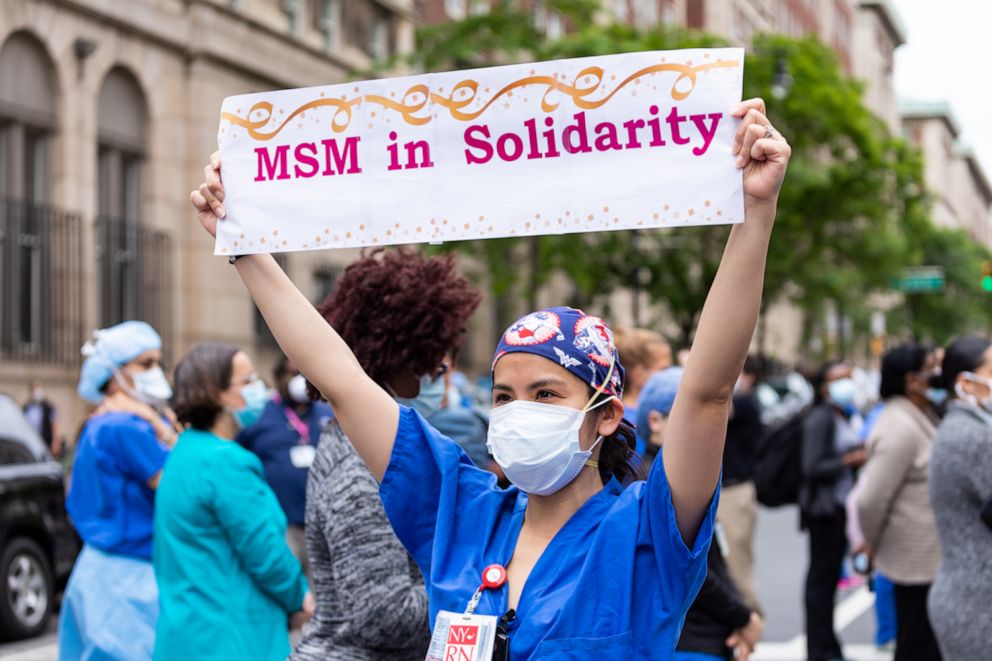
[153,343,312,661]
[191,98,791,658]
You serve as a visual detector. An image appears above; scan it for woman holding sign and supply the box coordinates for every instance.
[191,97,790,659]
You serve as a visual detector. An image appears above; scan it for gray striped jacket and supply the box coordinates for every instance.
[291,422,429,660]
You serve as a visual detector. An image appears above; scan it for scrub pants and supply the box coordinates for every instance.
[874,572,897,646]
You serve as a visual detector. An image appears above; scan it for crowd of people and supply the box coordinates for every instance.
[37,97,987,661]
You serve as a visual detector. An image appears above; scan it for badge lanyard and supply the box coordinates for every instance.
[464,564,507,615]
[274,393,310,444]
[426,565,508,661]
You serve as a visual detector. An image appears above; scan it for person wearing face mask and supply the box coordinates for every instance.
[237,355,333,581]
[153,343,312,660]
[60,321,181,661]
[428,356,499,476]
[799,360,869,661]
[927,336,992,660]
[638,367,765,661]
[854,344,943,661]
[290,248,479,661]
[190,96,790,658]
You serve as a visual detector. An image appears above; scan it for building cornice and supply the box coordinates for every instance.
[900,99,961,138]
[858,0,907,47]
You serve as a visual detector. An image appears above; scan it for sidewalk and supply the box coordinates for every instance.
[0,634,56,661]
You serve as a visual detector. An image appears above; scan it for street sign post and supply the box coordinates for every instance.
[892,266,945,293]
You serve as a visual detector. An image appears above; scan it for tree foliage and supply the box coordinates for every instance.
[410,1,990,353]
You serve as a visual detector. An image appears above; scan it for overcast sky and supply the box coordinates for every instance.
[893,0,992,177]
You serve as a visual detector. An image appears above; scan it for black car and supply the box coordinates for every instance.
[0,394,79,641]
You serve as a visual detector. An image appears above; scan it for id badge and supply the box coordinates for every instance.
[289,444,316,468]
[425,611,497,661]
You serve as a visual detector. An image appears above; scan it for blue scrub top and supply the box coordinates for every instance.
[66,412,169,560]
[236,398,333,526]
[380,406,717,660]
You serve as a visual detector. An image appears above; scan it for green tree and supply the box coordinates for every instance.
[410,1,979,352]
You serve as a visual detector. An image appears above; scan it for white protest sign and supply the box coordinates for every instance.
[214,48,744,255]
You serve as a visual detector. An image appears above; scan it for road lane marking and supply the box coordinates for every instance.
[753,586,889,661]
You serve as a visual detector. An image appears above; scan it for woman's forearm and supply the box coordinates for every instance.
[235,253,363,389]
[680,201,774,403]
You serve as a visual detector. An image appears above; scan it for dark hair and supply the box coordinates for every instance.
[316,248,480,387]
[811,360,845,405]
[172,343,240,431]
[590,390,646,485]
[879,344,928,400]
[273,354,292,382]
[941,336,992,393]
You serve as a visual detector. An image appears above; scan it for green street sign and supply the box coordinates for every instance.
[892,267,945,293]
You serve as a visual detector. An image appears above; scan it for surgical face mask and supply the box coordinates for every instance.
[827,377,857,409]
[486,396,612,496]
[286,374,310,404]
[230,379,270,429]
[119,366,172,406]
[955,372,992,413]
[396,374,446,418]
[926,388,948,407]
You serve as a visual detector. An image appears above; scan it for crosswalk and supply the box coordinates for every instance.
[754,586,893,661]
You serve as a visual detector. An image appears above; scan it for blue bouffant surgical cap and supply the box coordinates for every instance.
[635,366,684,445]
[78,321,162,404]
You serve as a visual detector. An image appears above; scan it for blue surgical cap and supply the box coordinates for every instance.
[635,366,684,445]
[78,321,162,404]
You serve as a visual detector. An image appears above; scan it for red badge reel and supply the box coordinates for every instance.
[464,564,508,615]
[482,564,507,590]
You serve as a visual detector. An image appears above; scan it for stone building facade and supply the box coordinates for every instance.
[0,0,415,432]
[902,101,992,247]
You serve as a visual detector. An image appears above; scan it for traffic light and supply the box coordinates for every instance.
[982,261,992,292]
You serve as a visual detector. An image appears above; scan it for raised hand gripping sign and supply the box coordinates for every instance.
[214,48,744,255]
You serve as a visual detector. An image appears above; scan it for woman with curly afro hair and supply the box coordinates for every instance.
[192,96,791,660]
[295,247,479,660]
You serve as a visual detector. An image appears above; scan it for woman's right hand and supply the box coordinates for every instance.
[190,152,226,238]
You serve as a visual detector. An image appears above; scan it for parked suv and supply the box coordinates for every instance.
[0,393,79,641]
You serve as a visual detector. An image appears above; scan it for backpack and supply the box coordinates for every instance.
[752,408,807,507]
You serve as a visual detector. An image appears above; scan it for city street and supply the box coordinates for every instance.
[0,504,892,661]
[0,0,986,659]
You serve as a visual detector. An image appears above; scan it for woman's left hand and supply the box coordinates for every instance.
[732,98,791,209]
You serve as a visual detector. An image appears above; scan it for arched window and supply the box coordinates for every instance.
[96,67,147,327]
[0,32,57,355]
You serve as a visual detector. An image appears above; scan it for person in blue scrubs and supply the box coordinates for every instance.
[191,97,791,658]
[639,367,764,661]
[60,321,181,661]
